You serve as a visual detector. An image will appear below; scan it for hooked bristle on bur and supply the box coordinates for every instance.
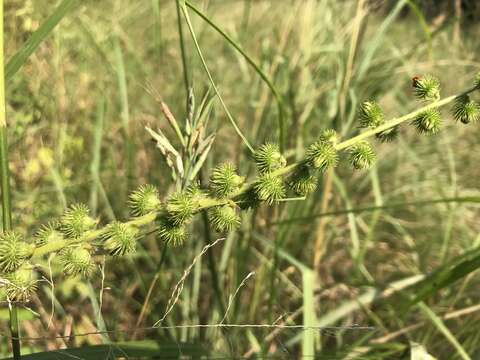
[103,222,139,256]
[348,141,376,170]
[254,143,286,174]
[0,231,33,273]
[209,163,244,199]
[59,247,95,277]
[452,95,480,124]
[305,140,338,171]
[254,173,286,204]
[208,205,240,233]
[129,184,161,216]
[5,265,37,302]
[288,166,318,196]
[359,101,384,129]
[60,204,96,238]
[34,221,63,247]
[412,109,442,134]
[413,75,441,101]
[157,218,187,246]
[165,191,197,225]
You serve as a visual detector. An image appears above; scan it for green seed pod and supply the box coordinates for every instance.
[305,140,338,171]
[5,265,37,302]
[318,129,338,144]
[349,141,376,170]
[288,166,318,196]
[103,222,139,256]
[359,101,384,129]
[59,247,95,277]
[208,205,240,233]
[452,95,480,124]
[375,126,399,143]
[254,143,286,174]
[412,109,442,134]
[60,204,96,238]
[0,231,33,273]
[165,191,196,225]
[209,163,245,199]
[35,221,63,247]
[413,75,440,101]
[157,218,187,246]
[129,184,161,216]
[254,173,286,204]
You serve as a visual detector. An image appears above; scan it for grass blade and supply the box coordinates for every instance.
[185,0,285,149]
[180,2,254,153]
[5,0,79,81]
[418,302,471,360]
[0,341,207,360]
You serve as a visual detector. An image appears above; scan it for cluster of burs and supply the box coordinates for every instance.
[1,72,479,302]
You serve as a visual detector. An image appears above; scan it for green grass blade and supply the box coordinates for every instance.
[180,2,254,153]
[418,302,471,360]
[5,0,79,81]
[302,269,316,357]
[273,196,480,225]
[0,341,207,360]
[185,0,285,149]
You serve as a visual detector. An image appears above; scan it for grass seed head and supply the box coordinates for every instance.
[412,109,442,134]
[0,231,33,273]
[129,184,161,216]
[254,143,286,174]
[349,140,376,170]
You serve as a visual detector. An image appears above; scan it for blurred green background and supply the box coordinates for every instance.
[1,0,480,358]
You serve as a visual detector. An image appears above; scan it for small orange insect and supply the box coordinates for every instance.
[412,76,421,87]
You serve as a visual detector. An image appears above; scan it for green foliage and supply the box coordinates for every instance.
[413,75,441,101]
[129,184,161,216]
[412,109,442,134]
[254,143,286,174]
[348,140,376,170]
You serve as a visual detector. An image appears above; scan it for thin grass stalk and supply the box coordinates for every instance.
[185,0,286,150]
[0,2,21,358]
[176,0,190,95]
[180,3,254,153]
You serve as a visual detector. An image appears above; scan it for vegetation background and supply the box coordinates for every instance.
[1,0,480,358]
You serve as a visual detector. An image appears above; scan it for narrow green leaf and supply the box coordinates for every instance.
[5,0,79,81]
[0,340,207,360]
[418,302,471,360]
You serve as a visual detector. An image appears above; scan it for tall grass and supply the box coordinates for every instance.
[1,0,480,359]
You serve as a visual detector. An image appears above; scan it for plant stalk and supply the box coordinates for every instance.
[0,1,21,358]
[27,82,478,262]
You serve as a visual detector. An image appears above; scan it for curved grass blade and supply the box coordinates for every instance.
[5,0,79,81]
[180,2,254,153]
[185,0,286,150]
